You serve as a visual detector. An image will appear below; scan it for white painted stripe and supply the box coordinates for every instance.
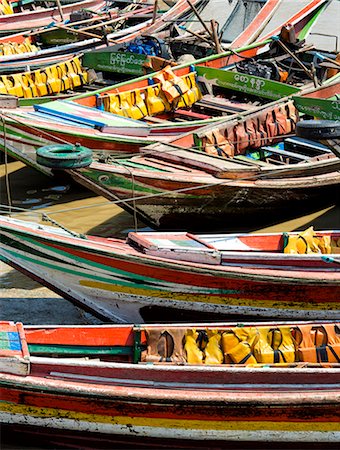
[0,413,339,442]
[49,372,340,391]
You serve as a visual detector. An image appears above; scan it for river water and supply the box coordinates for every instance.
[1,159,339,449]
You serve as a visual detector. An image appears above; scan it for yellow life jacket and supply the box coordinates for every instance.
[253,327,296,364]
[56,63,72,91]
[1,74,24,97]
[21,73,38,98]
[221,327,258,364]
[129,89,148,120]
[0,76,8,94]
[145,84,170,116]
[175,72,202,109]
[41,66,61,94]
[31,70,48,97]
[296,324,340,363]
[184,329,204,364]
[0,0,13,15]
[204,329,223,364]
[284,226,326,254]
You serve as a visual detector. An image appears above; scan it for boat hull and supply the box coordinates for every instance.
[0,217,339,322]
[0,363,339,443]
[71,164,340,230]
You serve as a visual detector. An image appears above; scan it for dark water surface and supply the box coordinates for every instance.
[1,161,339,449]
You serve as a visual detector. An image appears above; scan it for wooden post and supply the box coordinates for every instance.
[56,0,65,21]
[54,23,118,44]
[179,26,211,44]
[210,19,222,54]
[152,0,158,24]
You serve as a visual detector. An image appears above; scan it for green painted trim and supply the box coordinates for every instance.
[80,170,164,195]
[18,97,67,107]
[293,97,340,121]
[28,344,133,356]
[298,3,327,40]
[133,328,142,364]
[2,233,239,295]
[196,66,300,100]
[83,51,148,76]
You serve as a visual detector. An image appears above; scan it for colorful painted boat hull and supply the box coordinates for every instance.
[0,320,339,444]
[1,374,338,443]
[0,216,339,322]
[71,151,340,230]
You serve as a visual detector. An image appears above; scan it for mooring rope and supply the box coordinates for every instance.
[1,116,12,214]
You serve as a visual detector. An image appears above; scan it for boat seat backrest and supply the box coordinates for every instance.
[198,100,298,157]
[100,71,202,120]
[141,323,339,366]
[142,328,187,363]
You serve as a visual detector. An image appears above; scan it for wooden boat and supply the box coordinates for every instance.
[171,0,330,59]
[0,0,200,50]
[0,214,339,322]
[1,37,336,175]
[0,319,339,446]
[0,0,106,35]
[65,85,340,230]
[230,0,330,48]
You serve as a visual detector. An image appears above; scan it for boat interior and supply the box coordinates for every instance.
[127,228,340,264]
[1,321,339,377]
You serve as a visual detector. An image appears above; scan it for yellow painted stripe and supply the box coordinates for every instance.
[79,280,339,311]
[1,402,338,432]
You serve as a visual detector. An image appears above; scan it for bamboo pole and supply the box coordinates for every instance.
[210,19,222,54]
[275,38,320,85]
[27,13,113,37]
[54,23,118,44]
[152,0,158,24]
[178,26,211,44]
[55,0,64,21]
[185,0,214,40]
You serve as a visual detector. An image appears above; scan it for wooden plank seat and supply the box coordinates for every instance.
[261,145,313,162]
[141,143,270,177]
[194,94,256,115]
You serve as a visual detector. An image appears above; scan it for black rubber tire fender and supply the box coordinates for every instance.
[296,120,340,140]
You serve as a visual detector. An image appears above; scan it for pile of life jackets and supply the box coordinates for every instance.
[0,56,88,98]
[0,38,38,56]
[284,226,340,254]
[100,66,202,121]
[198,100,297,158]
[0,0,13,15]
[141,323,340,365]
